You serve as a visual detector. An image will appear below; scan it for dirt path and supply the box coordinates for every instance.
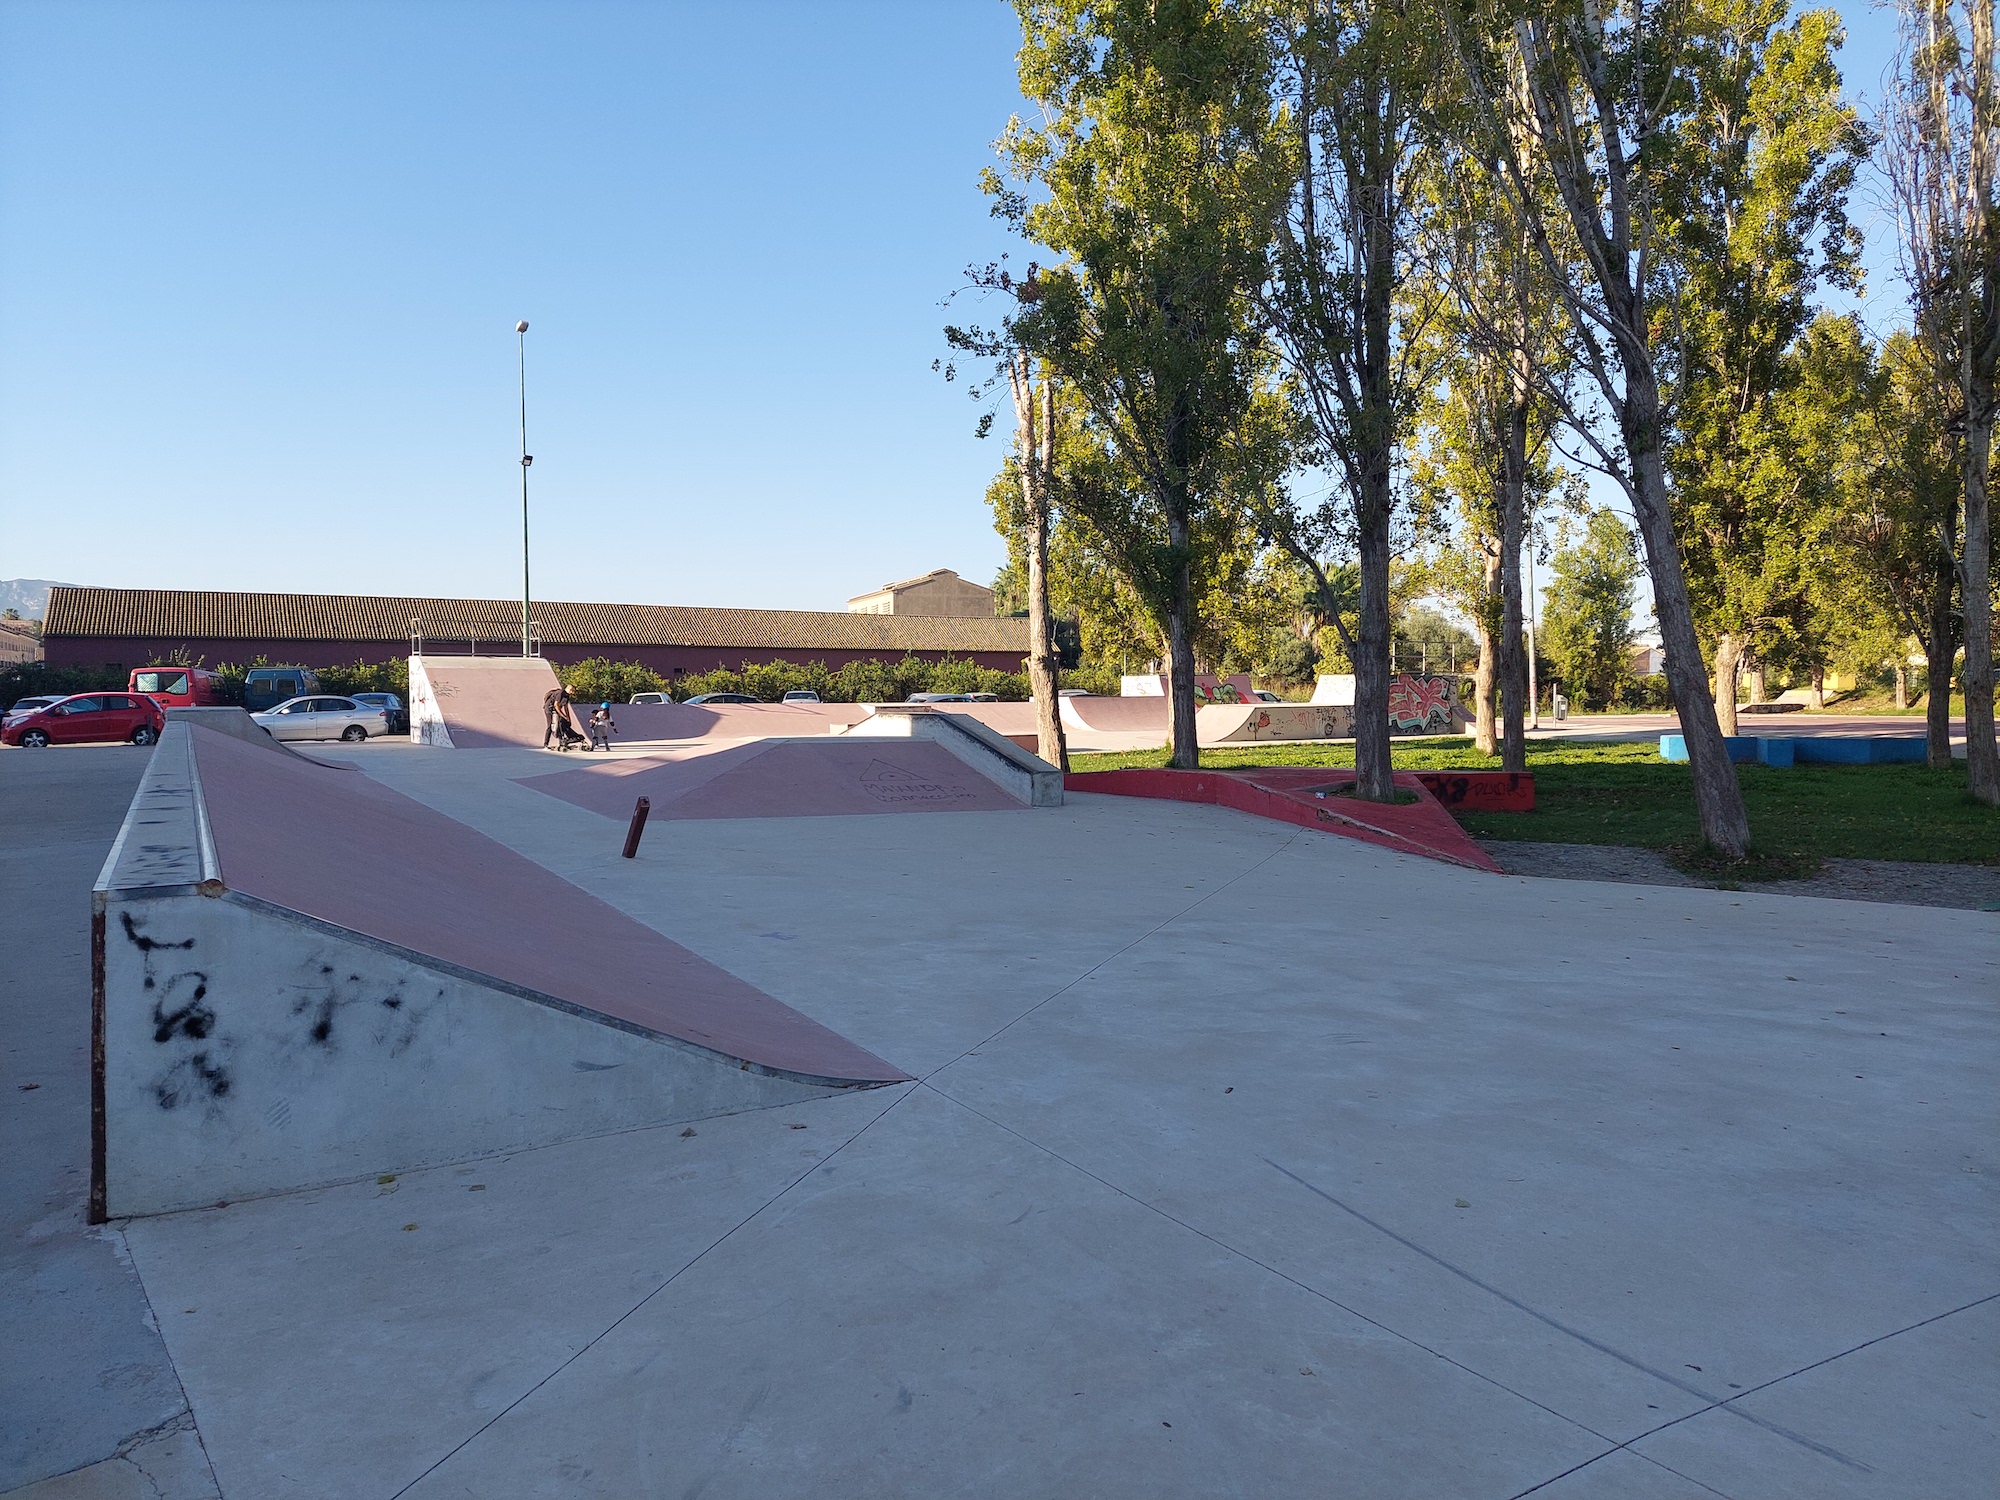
[1482,839,2000,911]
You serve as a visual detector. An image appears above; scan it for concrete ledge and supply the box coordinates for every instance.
[845,705,1063,807]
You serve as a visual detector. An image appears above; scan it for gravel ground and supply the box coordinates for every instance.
[1482,840,2000,912]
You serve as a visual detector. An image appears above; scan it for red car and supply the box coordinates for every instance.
[2,692,166,748]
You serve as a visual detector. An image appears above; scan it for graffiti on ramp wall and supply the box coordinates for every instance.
[1387,674,1463,735]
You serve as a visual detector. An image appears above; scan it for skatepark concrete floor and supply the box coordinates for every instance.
[6,740,1997,1498]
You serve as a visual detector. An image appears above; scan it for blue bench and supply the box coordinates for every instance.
[1659,734,1921,767]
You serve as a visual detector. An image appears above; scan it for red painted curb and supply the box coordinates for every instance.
[1065,767,1502,873]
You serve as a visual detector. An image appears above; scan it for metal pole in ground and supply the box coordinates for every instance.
[517,319,533,658]
[1526,529,1540,730]
[622,797,652,859]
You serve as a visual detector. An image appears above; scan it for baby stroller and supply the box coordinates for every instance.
[553,711,587,752]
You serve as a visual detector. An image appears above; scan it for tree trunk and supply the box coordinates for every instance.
[1926,509,1961,769]
[1962,399,1997,803]
[1809,664,1825,711]
[1012,367,1069,771]
[1164,506,1199,771]
[1473,536,1500,755]
[1894,663,1907,711]
[1497,356,1528,773]
[1353,467,1395,800]
[1712,633,1744,738]
[1627,406,1752,857]
[1745,653,1765,705]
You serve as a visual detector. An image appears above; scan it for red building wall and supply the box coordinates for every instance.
[40,635,1025,676]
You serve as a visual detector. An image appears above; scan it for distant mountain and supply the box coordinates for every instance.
[0,580,78,620]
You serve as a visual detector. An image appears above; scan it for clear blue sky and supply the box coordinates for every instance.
[0,1,1907,616]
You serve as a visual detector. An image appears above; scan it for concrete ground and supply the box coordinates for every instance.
[5,739,1997,1498]
[2,748,220,1499]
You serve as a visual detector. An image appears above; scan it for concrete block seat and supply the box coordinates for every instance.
[1660,733,1923,767]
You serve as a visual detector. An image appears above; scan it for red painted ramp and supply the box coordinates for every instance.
[519,738,1028,821]
[604,700,871,743]
[413,655,583,748]
[187,726,907,1084]
[1065,766,1501,872]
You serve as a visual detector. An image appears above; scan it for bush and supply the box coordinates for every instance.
[0,663,127,711]
[1624,674,1674,710]
[1260,632,1320,685]
[659,655,1032,703]
[317,658,410,699]
[559,657,667,705]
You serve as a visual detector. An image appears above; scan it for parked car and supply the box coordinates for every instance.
[965,692,999,702]
[250,695,389,742]
[3,693,166,748]
[1056,688,1094,697]
[1252,689,1283,703]
[907,692,973,703]
[128,666,227,710]
[683,692,759,705]
[628,692,671,705]
[781,690,822,703]
[348,692,409,733]
[242,667,321,714]
[2,695,65,726]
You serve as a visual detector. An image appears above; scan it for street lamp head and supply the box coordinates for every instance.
[522,454,533,467]
[515,320,529,334]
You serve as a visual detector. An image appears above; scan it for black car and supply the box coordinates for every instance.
[349,693,409,733]
[683,692,760,705]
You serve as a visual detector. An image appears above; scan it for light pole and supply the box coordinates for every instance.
[516,319,533,657]
[1526,521,1540,731]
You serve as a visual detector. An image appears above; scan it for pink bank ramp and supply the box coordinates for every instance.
[520,737,1029,821]
[604,699,872,744]
[93,725,907,1217]
[409,654,583,748]
[190,727,904,1079]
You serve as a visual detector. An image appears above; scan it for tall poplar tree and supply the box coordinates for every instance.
[1440,0,1755,857]
[983,0,1285,770]
[1664,0,1868,736]
[1884,0,1999,803]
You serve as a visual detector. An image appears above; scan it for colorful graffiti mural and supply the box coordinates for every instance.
[1387,674,1463,735]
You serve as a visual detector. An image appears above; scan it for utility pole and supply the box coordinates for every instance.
[517,320,533,657]
[1526,526,1540,731]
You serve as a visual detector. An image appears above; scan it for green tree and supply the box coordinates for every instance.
[1541,509,1644,709]
[1663,0,1869,735]
[1259,0,1434,801]
[1439,0,1754,855]
[1883,0,1999,802]
[1853,331,1967,762]
[978,0,1287,769]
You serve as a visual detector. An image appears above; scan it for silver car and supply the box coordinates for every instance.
[251,695,389,742]
[2,695,63,727]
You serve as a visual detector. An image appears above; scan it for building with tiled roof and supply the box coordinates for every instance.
[846,568,995,618]
[40,587,1028,676]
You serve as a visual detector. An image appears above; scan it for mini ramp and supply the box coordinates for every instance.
[91,723,906,1220]
[1058,696,1357,750]
[602,699,872,744]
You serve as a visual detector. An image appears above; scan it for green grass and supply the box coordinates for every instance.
[1069,738,2000,868]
